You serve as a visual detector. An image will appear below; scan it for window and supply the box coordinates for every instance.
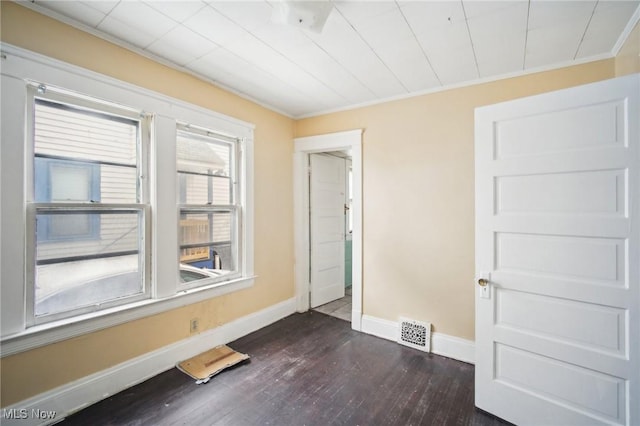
[27,86,149,324]
[1,46,254,354]
[177,126,241,287]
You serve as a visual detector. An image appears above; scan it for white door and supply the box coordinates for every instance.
[475,74,639,425]
[310,153,346,308]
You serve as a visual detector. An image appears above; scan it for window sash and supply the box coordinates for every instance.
[26,204,150,326]
[176,129,236,206]
[35,158,102,241]
[30,83,143,122]
[25,85,150,326]
[176,125,242,290]
[28,84,145,205]
[178,206,241,290]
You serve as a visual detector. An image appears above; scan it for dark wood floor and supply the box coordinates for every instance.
[61,312,510,426]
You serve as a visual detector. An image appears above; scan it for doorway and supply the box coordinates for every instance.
[293,129,363,331]
[309,152,352,321]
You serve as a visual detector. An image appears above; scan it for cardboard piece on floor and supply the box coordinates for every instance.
[177,345,249,384]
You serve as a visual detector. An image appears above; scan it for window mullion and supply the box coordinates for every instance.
[151,115,178,298]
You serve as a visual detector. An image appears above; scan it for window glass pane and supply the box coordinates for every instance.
[179,211,232,246]
[179,268,210,283]
[180,213,213,247]
[99,165,138,203]
[34,210,143,317]
[177,131,232,204]
[49,214,91,238]
[50,163,91,200]
[34,99,139,203]
[34,100,138,165]
[180,174,231,205]
[178,211,235,281]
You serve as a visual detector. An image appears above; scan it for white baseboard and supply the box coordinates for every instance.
[432,332,476,364]
[361,314,475,364]
[360,314,397,340]
[1,297,297,426]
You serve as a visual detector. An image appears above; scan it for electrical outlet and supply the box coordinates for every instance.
[190,318,199,334]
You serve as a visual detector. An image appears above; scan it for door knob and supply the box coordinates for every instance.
[478,278,489,287]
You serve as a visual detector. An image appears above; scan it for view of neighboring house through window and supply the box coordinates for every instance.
[29,88,148,324]
[177,126,240,287]
[35,157,101,241]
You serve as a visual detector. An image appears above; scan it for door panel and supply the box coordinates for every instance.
[475,74,639,425]
[310,154,345,308]
[496,233,624,284]
[496,169,625,214]
[494,343,625,421]
[495,289,626,353]
[494,100,625,158]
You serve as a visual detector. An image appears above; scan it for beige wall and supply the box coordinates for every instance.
[295,59,616,341]
[0,3,294,406]
[616,21,640,76]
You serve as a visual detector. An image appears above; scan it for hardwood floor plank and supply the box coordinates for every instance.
[61,312,511,426]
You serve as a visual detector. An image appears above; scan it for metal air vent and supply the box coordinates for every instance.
[397,317,431,352]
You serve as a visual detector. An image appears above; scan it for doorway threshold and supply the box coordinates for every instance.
[313,287,352,322]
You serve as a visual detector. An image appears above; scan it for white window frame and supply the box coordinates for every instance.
[176,125,243,291]
[25,85,152,326]
[0,44,255,357]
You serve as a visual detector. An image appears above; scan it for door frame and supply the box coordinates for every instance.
[293,129,363,331]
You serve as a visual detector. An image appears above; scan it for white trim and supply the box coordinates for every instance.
[360,314,397,340]
[612,4,640,56]
[431,332,476,365]
[1,276,256,357]
[0,44,254,135]
[240,135,255,281]
[293,130,363,331]
[151,114,180,299]
[0,297,296,426]
[0,74,27,336]
[361,314,476,365]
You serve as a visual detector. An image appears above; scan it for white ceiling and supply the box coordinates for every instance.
[23,0,640,118]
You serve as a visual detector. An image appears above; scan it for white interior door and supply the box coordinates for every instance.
[310,153,346,308]
[475,74,639,425]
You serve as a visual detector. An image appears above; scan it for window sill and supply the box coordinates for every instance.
[0,275,256,357]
